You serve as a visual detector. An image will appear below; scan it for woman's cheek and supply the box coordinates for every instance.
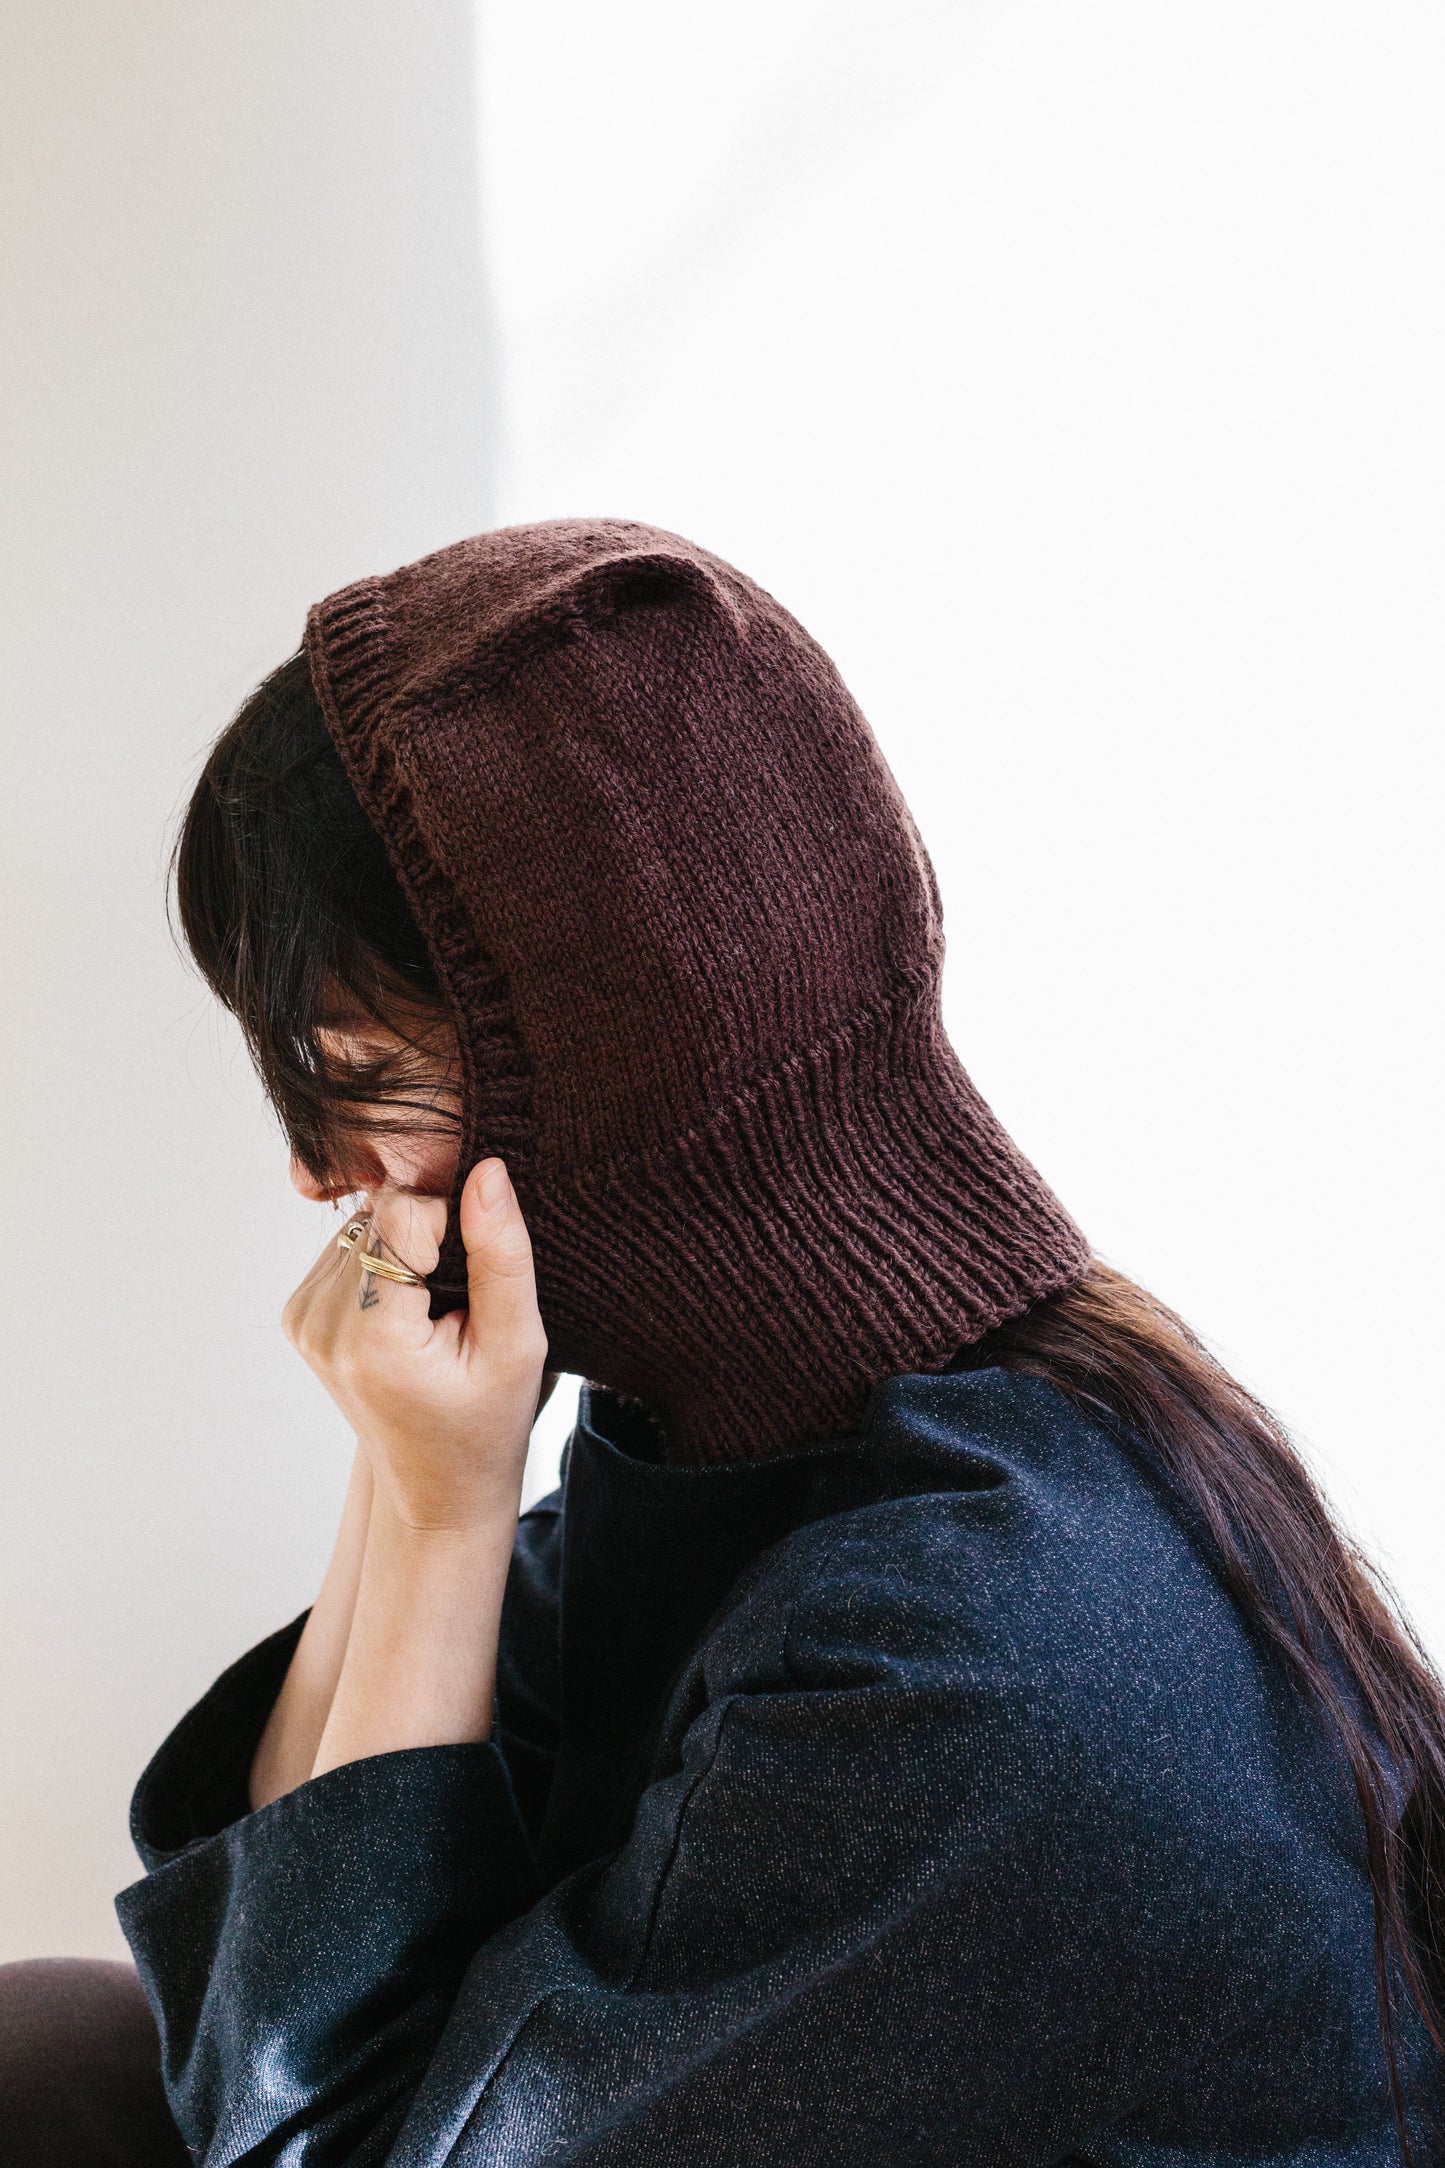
[380,1130,464,1199]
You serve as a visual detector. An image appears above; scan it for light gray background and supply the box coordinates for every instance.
[2,1,1441,1958]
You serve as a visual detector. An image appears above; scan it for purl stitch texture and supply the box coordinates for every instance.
[305,520,1089,1464]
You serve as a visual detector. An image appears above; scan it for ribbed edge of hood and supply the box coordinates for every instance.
[521,978,1087,1461]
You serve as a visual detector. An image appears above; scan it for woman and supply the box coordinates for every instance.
[7,519,1442,2163]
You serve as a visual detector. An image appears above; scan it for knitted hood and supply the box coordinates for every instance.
[305,520,1087,1464]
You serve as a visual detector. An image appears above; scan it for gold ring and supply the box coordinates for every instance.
[335,1225,425,1287]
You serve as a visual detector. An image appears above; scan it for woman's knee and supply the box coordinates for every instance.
[0,1959,189,2167]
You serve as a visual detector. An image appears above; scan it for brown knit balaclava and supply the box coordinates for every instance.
[305,520,1087,1464]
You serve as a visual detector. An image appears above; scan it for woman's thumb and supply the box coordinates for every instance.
[459,1159,544,1360]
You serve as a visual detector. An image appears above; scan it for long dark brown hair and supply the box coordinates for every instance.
[174,651,461,1189]
[177,654,1445,2153]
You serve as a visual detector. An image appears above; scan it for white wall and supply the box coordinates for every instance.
[0,2,501,1959]
[2,0,1441,1959]
[480,0,1445,1640]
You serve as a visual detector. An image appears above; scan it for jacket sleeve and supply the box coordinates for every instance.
[115,1502,1338,2167]
[115,1498,562,2166]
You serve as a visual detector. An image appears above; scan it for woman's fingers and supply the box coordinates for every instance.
[285,1189,442,1359]
[280,1161,545,1533]
[366,1190,446,1280]
[281,1216,357,1352]
[460,1161,549,1383]
[336,1192,442,1352]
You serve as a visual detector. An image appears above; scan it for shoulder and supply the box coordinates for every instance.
[630,1372,1370,2052]
[712,1369,1213,1655]
[699,1370,1296,1819]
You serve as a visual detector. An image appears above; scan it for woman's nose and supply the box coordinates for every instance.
[288,1154,334,1202]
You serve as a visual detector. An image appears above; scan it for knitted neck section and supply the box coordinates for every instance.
[306,521,1088,1465]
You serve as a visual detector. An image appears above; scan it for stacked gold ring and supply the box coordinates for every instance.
[336,1220,426,1288]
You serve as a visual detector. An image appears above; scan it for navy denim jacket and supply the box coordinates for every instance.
[116,1368,1439,2164]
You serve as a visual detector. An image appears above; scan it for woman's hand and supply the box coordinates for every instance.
[282,1158,549,1537]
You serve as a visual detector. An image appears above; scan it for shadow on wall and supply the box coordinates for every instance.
[0,0,496,1957]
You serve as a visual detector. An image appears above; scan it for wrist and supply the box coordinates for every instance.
[367,1474,523,1549]
[311,1494,517,1775]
